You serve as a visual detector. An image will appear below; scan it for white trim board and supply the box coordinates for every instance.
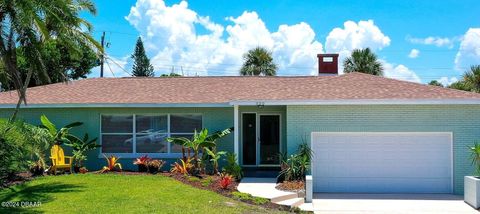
[230,99,480,105]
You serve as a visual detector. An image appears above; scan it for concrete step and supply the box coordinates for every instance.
[270,192,299,203]
[276,197,304,208]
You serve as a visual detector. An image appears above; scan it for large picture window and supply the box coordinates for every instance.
[101,114,202,155]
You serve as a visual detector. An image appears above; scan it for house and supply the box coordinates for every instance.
[1,54,480,195]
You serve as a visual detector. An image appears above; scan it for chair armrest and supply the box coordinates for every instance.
[64,156,73,164]
[50,157,57,165]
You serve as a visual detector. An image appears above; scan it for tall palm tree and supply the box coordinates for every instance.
[0,0,101,121]
[343,48,383,76]
[240,47,277,76]
[463,65,480,92]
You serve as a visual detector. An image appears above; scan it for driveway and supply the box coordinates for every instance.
[313,193,478,214]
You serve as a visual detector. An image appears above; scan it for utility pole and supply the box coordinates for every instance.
[100,31,105,77]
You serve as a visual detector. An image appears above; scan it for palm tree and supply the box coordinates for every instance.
[0,0,101,121]
[240,47,277,76]
[463,65,480,92]
[343,48,383,76]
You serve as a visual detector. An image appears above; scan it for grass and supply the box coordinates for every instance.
[0,174,285,214]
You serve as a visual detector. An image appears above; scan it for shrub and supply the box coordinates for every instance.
[0,120,30,185]
[219,173,233,189]
[133,155,151,172]
[222,152,243,181]
[187,176,201,182]
[201,177,213,187]
[147,159,165,174]
[470,142,480,176]
[65,133,99,169]
[278,142,313,182]
[100,155,122,173]
[231,192,268,205]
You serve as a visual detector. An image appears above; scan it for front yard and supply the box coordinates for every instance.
[0,174,286,213]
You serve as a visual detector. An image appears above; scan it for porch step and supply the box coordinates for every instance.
[270,192,299,203]
[276,197,304,208]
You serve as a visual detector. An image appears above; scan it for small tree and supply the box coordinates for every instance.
[463,65,480,92]
[344,48,383,76]
[240,47,277,76]
[131,37,154,77]
[428,80,443,87]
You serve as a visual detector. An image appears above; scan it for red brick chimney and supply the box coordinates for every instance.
[317,54,339,76]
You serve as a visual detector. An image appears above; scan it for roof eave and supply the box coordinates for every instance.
[229,99,480,106]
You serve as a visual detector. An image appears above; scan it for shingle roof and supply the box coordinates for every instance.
[1,72,480,105]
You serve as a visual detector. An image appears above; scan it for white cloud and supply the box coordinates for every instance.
[125,0,323,76]
[325,20,391,74]
[381,60,421,83]
[89,56,130,78]
[408,49,420,58]
[437,76,458,86]
[407,36,455,48]
[454,28,480,71]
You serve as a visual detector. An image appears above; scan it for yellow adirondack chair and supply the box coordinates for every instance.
[50,145,73,174]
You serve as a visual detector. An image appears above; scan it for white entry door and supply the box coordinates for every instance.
[311,132,452,193]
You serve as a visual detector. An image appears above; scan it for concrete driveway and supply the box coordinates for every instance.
[313,193,478,214]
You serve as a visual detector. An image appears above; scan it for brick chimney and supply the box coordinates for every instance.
[317,53,339,76]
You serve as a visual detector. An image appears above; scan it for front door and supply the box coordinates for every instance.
[259,115,280,165]
[242,113,281,166]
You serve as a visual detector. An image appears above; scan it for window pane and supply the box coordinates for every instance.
[170,114,202,133]
[136,115,167,133]
[170,134,193,153]
[136,133,168,153]
[102,115,133,133]
[102,135,133,153]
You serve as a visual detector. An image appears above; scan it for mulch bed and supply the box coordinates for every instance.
[276,180,305,193]
[1,172,36,188]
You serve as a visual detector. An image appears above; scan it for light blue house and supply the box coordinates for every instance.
[1,54,479,195]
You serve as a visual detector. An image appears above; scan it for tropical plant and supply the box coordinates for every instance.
[470,142,480,176]
[131,37,154,77]
[100,155,122,173]
[23,123,52,172]
[167,128,232,174]
[278,143,313,182]
[0,0,101,121]
[147,159,165,174]
[448,80,473,91]
[219,173,233,189]
[40,115,83,145]
[0,120,29,184]
[133,155,151,172]
[204,148,226,175]
[222,152,243,181]
[463,65,480,92]
[343,48,383,76]
[65,133,99,168]
[171,158,193,175]
[240,47,277,76]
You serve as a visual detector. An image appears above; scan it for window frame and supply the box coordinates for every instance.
[99,113,203,158]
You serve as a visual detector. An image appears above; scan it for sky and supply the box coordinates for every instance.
[85,0,480,85]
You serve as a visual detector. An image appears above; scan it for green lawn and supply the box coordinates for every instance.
[0,174,285,214]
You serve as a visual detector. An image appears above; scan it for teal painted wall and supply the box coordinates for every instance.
[286,105,480,195]
[0,107,234,171]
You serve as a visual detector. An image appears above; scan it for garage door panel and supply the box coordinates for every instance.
[312,132,452,193]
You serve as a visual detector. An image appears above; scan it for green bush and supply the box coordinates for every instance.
[222,152,243,180]
[0,119,30,185]
[231,192,269,205]
[187,176,201,182]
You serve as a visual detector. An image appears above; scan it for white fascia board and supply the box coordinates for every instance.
[229,99,480,106]
[0,103,231,109]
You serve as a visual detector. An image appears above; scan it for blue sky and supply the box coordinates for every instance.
[85,0,480,85]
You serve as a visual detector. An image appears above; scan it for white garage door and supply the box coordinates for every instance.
[311,132,452,193]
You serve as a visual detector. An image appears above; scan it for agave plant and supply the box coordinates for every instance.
[100,155,122,173]
[470,142,480,176]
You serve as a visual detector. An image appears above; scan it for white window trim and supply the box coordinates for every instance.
[99,113,202,158]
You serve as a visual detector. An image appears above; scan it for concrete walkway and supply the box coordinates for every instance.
[313,193,477,214]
